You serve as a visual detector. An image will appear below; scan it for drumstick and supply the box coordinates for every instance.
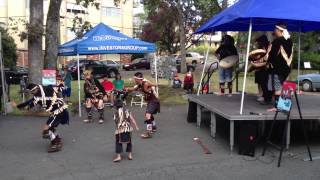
[193,137,212,154]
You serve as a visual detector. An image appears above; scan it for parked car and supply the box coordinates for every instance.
[172,55,196,72]
[67,59,119,79]
[297,73,320,92]
[101,60,121,69]
[4,67,28,84]
[173,52,204,65]
[123,58,150,71]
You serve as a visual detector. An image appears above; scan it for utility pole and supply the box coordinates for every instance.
[0,32,8,115]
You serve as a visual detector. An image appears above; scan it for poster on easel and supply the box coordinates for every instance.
[42,69,56,86]
[277,81,297,112]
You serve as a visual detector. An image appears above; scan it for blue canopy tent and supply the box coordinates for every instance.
[195,0,320,114]
[59,23,156,116]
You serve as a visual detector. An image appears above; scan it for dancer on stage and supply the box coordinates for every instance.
[215,35,238,96]
[13,83,69,153]
[83,70,106,124]
[126,72,160,139]
[252,35,272,104]
[267,24,293,112]
[113,99,139,162]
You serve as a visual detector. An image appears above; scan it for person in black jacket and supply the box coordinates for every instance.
[13,83,69,153]
[215,35,238,96]
[253,35,272,104]
[267,24,293,112]
[83,70,106,124]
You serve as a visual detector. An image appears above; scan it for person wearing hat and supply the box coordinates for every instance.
[267,23,293,112]
[12,83,69,153]
[125,72,160,139]
[112,99,139,162]
[83,70,106,124]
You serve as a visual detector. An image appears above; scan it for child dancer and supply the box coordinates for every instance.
[113,99,139,162]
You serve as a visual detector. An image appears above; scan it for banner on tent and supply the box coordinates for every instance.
[42,69,56,86]
[87,45,148,51]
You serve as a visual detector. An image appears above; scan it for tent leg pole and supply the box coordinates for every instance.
[297,30,301,93]
[0,32,7,115]
[154,53,159,96]
[77,54,82,117]
[197,33,213,96]
[240,19,253,115]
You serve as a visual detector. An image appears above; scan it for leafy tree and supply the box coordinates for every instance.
[142,0,226,73]
[140,2,180,54]
[0,27,17,70]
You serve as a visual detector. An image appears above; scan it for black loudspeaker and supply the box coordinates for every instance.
[238,122,258,157]
[187,101,197,123]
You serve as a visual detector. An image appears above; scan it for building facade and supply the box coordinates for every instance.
[0,0,134,67]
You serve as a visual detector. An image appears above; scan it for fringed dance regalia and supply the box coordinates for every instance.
[267,24,293,110]
[83,77,106,122]
[114,107,133,153]
[17,84,69,153]
[136,79,160,138]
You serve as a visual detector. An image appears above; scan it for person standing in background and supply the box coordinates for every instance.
[62,67,72,104]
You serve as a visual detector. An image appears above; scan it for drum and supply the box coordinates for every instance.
[249,49,267,69]
[249,49,267,61]
[219,55,239,69]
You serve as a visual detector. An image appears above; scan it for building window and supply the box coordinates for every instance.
[66,3,86,14]
[101,7,121,17]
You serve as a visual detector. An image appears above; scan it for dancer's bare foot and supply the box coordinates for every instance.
[215,92,224,96]
[128,153,133,160]
[98,119,104,124]
[83,119,93,123]
[113,154,122,163]
[141,131,152,139]
[267,107,277,112]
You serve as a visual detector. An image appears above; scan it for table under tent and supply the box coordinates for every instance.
[58,23,156,117]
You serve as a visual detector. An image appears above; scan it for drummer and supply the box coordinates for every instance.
[266,24,293,112]
[215,35,238,96]
[252,35,272,104]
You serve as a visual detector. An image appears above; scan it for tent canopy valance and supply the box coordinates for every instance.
[59,23,156,56]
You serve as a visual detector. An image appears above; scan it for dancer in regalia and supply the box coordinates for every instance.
[83,70,106,124]
[267,24,293,112]
[126,72,160,139]
[13,83,69,153]
[113,99,139,162]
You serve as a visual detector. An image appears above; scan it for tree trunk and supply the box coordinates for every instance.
[44,0,62,69]
[28,0,44,84]
[177,1,187,73]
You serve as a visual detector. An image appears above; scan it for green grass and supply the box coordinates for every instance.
[7,69,318,116]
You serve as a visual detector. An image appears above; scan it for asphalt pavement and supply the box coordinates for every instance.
[1,105,320,180]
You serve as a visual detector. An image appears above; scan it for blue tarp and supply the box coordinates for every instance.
[59,23,156,56]
[196,0,320,33]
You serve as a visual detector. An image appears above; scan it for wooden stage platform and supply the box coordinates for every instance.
[187,93,320,152]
